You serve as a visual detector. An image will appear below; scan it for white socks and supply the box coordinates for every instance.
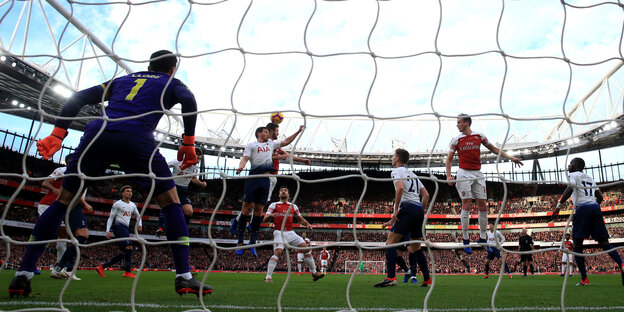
[176,272,193,280]
[304,253,317,274]
[56,241,67,263]
[460,209,470,240]
[478,210,488,240]
[266,255,278,279]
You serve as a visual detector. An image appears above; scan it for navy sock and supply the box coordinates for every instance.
[163,203,190,275]
[529,264,535,274]
[237,214,250,244]
[18,201,67,272]
[523,265,527,276]
[408,252,418,274]
[386,248,397,279]
[249,216,262,245]
[124,249,132,272]
[415,249,430,281]
[157,210,166,230]
[573,247,587,280]
[104,253,124,268]
[485,264,490,275]
[396,255,408,272]
[60,236,87,270]
[504,262,510,274]
[603,244,623,267]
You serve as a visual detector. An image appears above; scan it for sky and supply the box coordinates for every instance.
[1,0,624,177]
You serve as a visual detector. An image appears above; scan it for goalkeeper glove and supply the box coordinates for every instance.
[178,135,197,170]
[37,127,67,160]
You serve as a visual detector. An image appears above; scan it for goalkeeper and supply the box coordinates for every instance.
[9,50,211,298]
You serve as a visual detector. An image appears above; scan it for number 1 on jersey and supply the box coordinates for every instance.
[125,78,147,101]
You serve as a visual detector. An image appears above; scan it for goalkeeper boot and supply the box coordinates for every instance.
[8,275,31,298]
[312,272,325,281]
[373,278,397,288]
[463,239,473,255]
[155,227,164,238]
[229,218,238,236]
[175,276,213,296]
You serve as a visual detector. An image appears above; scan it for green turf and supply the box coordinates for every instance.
[0,270,623,311]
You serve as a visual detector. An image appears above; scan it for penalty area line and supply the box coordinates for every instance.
[0,302,623,311]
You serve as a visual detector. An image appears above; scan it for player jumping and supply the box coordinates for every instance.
[446,114,523,254]
[9,50,211,297]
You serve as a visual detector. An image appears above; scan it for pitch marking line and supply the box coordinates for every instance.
[1,302,624,311]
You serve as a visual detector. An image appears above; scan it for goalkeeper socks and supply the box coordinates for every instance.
[104,254,124,268]
[249,216,262,245]
[157,210,166,230]
[415,249,430,281]
[385,247,397,279]
[603,244,623,267]
[18,201,67,272]
[478,211,488,240]
[304,252,317,274]
[163,203,190,275]
[237,214,250,244]
[59,236,87,270]
[408,252,418,275]
[573,247,587,280]
[266,255,278,279]
[396,255,408,272]
[460,209,470,240]
[56,241,67,263]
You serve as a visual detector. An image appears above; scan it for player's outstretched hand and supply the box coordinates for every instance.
[37,127,67,160]
[512,157,524,167]
[552,203,562,220]
[178,135,197,170]
[306,224,313,230]
[447,175,456,187]
[381,220,393,229]
[105,232,112,239]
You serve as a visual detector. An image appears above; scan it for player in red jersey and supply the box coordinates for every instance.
[263,186,324,282]
[319,246,330,274]
[560,233,574,277]
[446,114,523,254]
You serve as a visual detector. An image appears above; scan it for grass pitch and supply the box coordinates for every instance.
[1,270,623,311]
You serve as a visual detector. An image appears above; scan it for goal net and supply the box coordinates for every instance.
[345,260,385,274]
[1,0,624,312]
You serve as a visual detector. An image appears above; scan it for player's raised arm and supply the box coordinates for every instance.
[483,142,523,167]
[279,125,304,147]
[37,84,109,159]
[174,82,198,170]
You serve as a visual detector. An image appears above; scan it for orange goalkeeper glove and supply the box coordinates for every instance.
[37,127,67,160]
[178,135,197,170]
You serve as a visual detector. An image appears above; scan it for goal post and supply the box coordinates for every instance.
[344,261,385,274]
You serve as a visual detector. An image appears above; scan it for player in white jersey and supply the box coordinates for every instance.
[96,186,142,278]
[319,246,330,274]
[156,147,206,237]
[375,149,431,288]
[229,123,310,244]
[553,158,623,286]
[560,233,574,277]
[483,223,512,279]
[297,232,311,275]
[263,186,324,282]
[234,125,303,256]
[446,114,523,254]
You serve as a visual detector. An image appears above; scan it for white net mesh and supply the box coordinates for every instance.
[1,0,624,311]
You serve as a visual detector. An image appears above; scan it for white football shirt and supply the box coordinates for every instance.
[391,166,424,206]
[487,230,505,246]
[106,199,142,231]
[169,159,198,187]
[568,171,598,206]
[243,140,281,174]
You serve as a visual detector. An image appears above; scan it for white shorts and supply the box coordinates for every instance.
[273,230,305,250]
[456,168,486,200]
[297,252,304,262]
[38,204,65,226]
[321,259,328,266]
[267,176,278,202]
[561,253,572,263]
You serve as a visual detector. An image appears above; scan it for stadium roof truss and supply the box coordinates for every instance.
[0,0,623,168]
